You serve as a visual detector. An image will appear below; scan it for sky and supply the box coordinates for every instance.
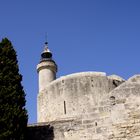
[0,0,140,124]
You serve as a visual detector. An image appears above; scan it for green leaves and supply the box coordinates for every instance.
[0,38,28,140]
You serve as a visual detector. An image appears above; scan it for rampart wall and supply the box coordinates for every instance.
[34,72,140,140]
[37,72,122,122]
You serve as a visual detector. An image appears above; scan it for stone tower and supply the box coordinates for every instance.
[37,42,57,92]
[37,42,57,122]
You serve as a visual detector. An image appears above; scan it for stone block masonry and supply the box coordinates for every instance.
[28,73,140,140]
[37,72,122,123]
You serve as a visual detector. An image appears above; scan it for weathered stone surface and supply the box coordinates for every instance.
[33,72,140,140]
[37,60,57,92]
[128,74,140,83]
[38,72,117,123]
[108,76,140,140]
[108,74,125,82]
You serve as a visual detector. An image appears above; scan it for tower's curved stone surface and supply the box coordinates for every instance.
[108,76,140,139]
[128,74,140,83]
[37,72,123,122]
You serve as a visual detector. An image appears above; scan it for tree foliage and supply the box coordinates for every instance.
[0,38,28,139]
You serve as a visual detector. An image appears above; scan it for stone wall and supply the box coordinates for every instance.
[37,72,123,123]
[108,75,140,140]
[34,72,140,139]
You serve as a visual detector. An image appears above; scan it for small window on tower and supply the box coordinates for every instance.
[64,101,66,114]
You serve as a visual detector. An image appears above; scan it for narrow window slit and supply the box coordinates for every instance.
[64,101,66,114]
[95,122,97,126]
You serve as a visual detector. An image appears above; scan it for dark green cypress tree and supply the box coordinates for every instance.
[0,38,28,140]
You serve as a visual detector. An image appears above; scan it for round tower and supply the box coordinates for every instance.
[37,42,57,92]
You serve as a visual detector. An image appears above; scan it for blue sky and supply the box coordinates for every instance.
[0,0,140,123]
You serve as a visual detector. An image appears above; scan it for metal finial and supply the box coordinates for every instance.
[45,32,48,45]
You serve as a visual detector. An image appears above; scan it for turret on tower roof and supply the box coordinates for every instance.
[37,41,57,94]
[41,42,52,61]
